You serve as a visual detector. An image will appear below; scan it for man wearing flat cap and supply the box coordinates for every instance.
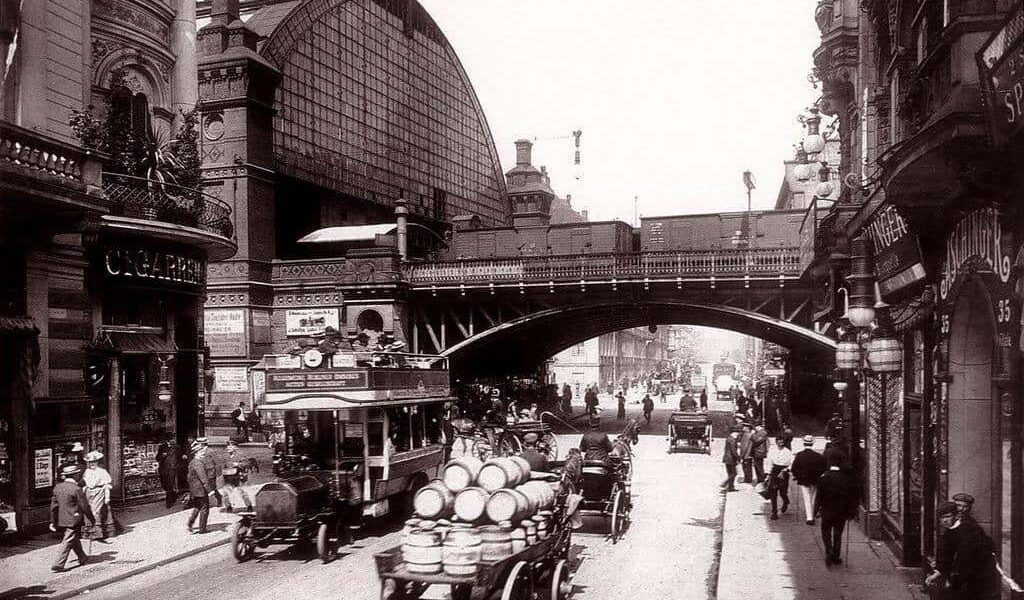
[952,492,975,524]
[926,500,1000,599]
[518,432,549,472]
[186,441,212,533]
[50,464,95,572]
[791,434,827,525]
[720,426,741,492]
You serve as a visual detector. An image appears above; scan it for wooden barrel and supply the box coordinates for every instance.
[485,488,531,524]
[478,525,513,562]
[443,457,483,492]
[414,480,455,519]
[517,481,553,511]
[478,458,522,492]
[453,487,489,523]
[510,527,527,553]
[533,515,549,540]
[509,455,532,481]
[402,529,443,574]
[443,528,482,577]
[523,520,537,545]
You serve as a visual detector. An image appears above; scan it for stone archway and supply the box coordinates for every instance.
[945,278,998,535]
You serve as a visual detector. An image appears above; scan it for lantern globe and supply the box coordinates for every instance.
[846,306,876,328]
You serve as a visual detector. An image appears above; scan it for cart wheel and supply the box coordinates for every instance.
[499,434,522,457]
[450,584,473,600]
[549,559,571,600]
[540,432,559,460]
[316,522,335,563]
[502,561,534,600]
[231,522,254,562]
[610,490,624,543]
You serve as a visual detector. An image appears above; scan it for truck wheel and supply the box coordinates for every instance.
[317,522,335,563]
[231,522,254,562]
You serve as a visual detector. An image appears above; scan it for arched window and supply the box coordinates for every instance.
[356,309,385,333]
[130,92,151,140]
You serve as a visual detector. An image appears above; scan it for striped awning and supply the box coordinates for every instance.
[99,331,178,354]
[0,316,38,333]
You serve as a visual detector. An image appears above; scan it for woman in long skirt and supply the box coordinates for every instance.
[83,451,116,541]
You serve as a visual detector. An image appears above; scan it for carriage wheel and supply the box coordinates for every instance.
[316,522,336,563]
[609,490,624,543]
[549,559,571,600]
[231,522,254,562]
[501,561,534,600]
[540,432,559,460]
[499,434,522,457]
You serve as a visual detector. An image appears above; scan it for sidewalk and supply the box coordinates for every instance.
[717,480,925,600]
[0,494,250,600]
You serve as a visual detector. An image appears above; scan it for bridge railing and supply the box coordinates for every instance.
[407,247,802,284]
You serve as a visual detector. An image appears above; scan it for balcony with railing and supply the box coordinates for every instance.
[101,172,237,260]
[0,121,106,212]
[406,247,802,287]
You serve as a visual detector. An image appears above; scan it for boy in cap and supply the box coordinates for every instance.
[50,464,95,571]
[926,500,1000,599]
[791,434,827,525]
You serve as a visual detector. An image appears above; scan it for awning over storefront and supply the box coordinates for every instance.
[297,224,396,244]
[99,331,178,354]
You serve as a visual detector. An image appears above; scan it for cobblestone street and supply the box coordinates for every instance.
[77,407,726,600]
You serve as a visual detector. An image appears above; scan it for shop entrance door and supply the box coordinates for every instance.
[946,281,997,537]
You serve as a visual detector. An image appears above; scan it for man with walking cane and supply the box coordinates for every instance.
[813,452,857,566]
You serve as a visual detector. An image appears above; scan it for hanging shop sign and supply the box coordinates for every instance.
[939,207,1013,301]
[102,246,205,291]
[977,1,1024,145]
[864,204,926,300]
[285,308,340,336]
[204,309,247,357]
[798,198,816,274]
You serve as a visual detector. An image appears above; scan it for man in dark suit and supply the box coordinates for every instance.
[579,420,613,462]
[791,434,828,525]
[187,441,213,534]
[720,426,741,492]
[926,501,1001,599]
[50,464,95,572]
[813,453,857,565]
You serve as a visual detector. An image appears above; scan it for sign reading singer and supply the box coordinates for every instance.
[864,205,926,300]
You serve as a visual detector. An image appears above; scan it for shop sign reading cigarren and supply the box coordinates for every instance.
[940,207,1012,300]
[103,247,205,290]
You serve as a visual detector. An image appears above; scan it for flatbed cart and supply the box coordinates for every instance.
[375,522,572,600]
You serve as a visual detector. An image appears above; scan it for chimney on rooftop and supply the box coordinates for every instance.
[515,139,533,166]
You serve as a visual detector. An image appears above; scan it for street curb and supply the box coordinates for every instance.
[51,535,230,600]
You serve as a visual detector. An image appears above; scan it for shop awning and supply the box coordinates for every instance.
[297,224,396,244]
[262,392,451,411]
[100,331,178,354]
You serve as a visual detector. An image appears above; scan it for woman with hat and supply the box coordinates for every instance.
[82,451,116,540]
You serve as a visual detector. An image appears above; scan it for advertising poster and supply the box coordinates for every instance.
[286,308,340,336]
[33,448,53,489]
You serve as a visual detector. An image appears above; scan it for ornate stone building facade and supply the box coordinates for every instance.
[0,0,233,530]
[809,0,1024,580]
[195,0,509,422]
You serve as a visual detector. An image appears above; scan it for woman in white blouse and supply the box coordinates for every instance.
[83,451,116,540]
[767,437,793,520]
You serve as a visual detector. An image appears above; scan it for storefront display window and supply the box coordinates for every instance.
[121,355,174,498]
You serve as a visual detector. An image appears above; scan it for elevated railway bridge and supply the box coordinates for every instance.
[401,246,834,390]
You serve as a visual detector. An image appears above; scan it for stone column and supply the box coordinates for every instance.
[170,0,197,123]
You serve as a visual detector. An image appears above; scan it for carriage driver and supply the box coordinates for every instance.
[579,419,614,463]
[519,433,549,472]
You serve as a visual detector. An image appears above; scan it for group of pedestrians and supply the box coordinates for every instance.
[48,451,121,572]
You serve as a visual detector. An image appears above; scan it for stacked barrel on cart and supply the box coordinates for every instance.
[401,456,559,577]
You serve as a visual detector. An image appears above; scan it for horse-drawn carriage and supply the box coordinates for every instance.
[667,411,712,454]
[232,350,453,563]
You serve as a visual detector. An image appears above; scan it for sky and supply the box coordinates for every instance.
[418,0,822,223]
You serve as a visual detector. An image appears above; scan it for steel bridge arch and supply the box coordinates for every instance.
[439,301,836,377]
